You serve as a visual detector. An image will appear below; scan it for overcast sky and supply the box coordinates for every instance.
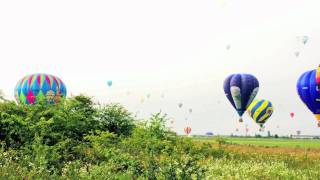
[1,0,320,136]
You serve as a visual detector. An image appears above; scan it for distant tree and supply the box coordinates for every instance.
[267,131,271,137]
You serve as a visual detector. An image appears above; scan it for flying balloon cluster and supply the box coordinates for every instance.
[223,74,273,128]
[10,60,320,137]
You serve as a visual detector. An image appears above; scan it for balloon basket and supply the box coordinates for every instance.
[239,118,243,123]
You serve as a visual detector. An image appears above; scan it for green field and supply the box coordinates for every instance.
[195,137,320,148]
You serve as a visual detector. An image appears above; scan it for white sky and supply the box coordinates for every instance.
[1,0,320,136]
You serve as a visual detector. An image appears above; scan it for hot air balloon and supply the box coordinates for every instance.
[140,97,145,104]
[107,80,113,87]
[223,74,259,122]
[296,36,309,45]
[206,132,214,136]
[247,99,274,128]
[178,103,183,108]
[290,112,295,118]
[189,108,192,113]
[295,51,300,57]
[226,45,231,50]
[14,74,67,105]
[296,130,301,136]
[146,94,151,99]
[297,65,320,127]
[184,127,192,136]
[303,36,309,45]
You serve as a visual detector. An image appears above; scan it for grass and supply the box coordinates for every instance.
[194,137,320,148]
[193,137,320,179]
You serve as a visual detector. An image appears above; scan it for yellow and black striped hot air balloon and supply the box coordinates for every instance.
[247,99,273,128]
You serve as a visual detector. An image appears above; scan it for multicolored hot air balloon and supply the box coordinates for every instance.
[297,65,320,127]
[223,74,259,122]
[184,126,192,136]
[14,74,67,105]
[247,99,273,128]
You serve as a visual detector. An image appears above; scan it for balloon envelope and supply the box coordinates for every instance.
[14,74,67,105]
[297,66,320,126]
[223,74,259,121]
[205,132,214,136]
[302,36,309,45]
[184,127,192,135]
[290,112,295,118]
[247,99,273,127]
[107,80,113,87]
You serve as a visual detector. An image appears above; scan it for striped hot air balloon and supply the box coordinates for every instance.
[184,127,192,136]
[297,65,320,127]
[223,74,259,122]
[14,74,67,105]
[247,99,273,128]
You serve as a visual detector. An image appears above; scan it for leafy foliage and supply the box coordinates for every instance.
[0,95,318,179]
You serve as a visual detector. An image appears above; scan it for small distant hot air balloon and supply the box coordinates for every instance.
[296,130,301,136]
[178,103,183,108]
[297,65,320,127]
[223,74,259,123]
[146,93,151,99]
[14,73,67,105]
[245,128,249,133]
[140,97,145,104]
[226,44,231,50]
[303,36,309,45]
[107,80,113,87]
[235,128,239,132]
[184,127,192,136]
[206,132,214,136]
[295,51,300,57]
[296,36,309,45]
[169,117,175,125]
[247,99,274,128]
[290,112,295,118]
[189,108,192,113]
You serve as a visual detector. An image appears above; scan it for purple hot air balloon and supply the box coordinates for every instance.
[223,74,259,123]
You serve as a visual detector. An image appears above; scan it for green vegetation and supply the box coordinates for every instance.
[0,96,319,179]
[195,137,320,148]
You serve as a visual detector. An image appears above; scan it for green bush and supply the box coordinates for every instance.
[0,95,318,179]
